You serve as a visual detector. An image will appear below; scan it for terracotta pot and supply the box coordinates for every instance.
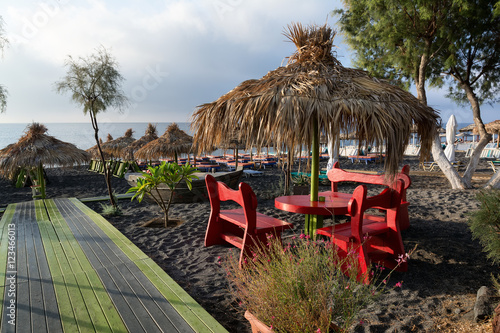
[244,310,273,333]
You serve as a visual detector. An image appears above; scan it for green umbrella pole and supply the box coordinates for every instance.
[310,120,319,202]
[305,120,322,238]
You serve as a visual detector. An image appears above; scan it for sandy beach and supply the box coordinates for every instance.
[0,152,498,332]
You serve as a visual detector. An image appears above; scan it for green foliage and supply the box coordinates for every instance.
[442,0,500,106]
[333,0,451,90]
[224,234,407,332]
[54,46,129,208]
[127,162,199,227]
[54,46,128,116]
[99,203,122,216]
[291,173,310,186]
[468,189,500,265]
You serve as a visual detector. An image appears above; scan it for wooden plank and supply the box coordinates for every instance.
[69,198,228,333]
[78,193,134,203]
[55,198,191,333]
[43,199,124,333]
[0,205,16,332]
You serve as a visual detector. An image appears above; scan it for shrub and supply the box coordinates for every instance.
[223,234,405,332]
[468,189,500,265]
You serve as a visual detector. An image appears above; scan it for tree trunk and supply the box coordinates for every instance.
[460,85,492,186]
[485,170,500,189]
[90,111,117,208]
[431,135,467,189]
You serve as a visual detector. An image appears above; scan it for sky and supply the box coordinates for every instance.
[0,0,498,126]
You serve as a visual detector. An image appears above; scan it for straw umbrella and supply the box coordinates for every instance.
[86,134,113,159]
[121,123,159,161]
[473,120,500,148]
[101,128,135,158]
[192,23,439,200]
[135,123,193,164]
[0,122,90,195]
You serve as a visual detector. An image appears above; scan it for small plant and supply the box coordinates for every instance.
[127,162,198,227]
[100,202,122,216]
[468,189,500,265]
[292,173,310,186]
[223,234,406,332]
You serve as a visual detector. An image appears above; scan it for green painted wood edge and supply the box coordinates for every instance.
[40,200,126,333]
[78,193,134,203]
[70,198,228,333]
[0,204,16,327]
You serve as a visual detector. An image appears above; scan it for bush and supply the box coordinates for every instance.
[223,234,405,332]
[468,189,500,265]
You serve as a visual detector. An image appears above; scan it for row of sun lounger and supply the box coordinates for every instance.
[88,159,131,178]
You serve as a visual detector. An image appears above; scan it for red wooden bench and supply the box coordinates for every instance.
[317,180,407,283]
[204,174,293,267]
[320,162,411,230]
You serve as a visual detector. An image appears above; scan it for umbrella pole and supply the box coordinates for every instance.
[305,120,322,238]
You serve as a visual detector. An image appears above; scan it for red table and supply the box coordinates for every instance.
[275,192,352,236]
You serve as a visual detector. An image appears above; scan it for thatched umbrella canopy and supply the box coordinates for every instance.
[135,123,193,163]
[192,22,439,198]
[473,120,500,147]
[102,128,135,158]
[0,122,90,178]
[459,123,476,133]
[86,134,113,159]
[121,123,159,160]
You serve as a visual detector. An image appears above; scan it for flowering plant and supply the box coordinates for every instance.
[224,234,408,333]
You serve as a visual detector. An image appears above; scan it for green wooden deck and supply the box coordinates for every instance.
[0,198,227,332]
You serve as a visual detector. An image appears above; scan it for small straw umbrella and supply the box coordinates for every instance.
[121,123,159,161]
[473,120,500,148]
[0,122,90,194]
[135,123,193,164]
[86,134,113,159]
[101,128,135,159]
[192,23,439,201]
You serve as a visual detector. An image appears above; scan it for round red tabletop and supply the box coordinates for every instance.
[274,192,352,216]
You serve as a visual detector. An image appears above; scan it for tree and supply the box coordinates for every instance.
[55,47,128,208]
[0,16,8,113]
[335,0,499,189]
[440,0,500,188]
[127,162,198,227]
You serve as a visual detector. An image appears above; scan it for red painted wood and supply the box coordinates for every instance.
[326,161,411,230]
[274,193,351,216]
[317,180,407,284]
[204,174,293,267]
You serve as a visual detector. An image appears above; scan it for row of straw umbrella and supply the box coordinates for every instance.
[86,123,195,163]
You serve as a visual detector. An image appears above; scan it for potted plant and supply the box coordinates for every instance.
[224,234,404,333]
[127,161,198,227]
[292,174,310,195]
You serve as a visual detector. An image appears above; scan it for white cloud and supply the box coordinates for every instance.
[0,0,496,124]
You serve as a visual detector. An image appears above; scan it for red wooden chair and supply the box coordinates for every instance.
[317,180,407,283]
[204,174,293,267]
[322,161,412,230]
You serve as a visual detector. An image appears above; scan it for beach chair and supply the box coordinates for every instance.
[317,180,407,283]
[490,160,500,172]
[204,174,293,267]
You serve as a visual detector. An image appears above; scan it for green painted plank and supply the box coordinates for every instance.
[36,205,80,333]
[43,199,125,333]
[70,198,228,333]
[0,205,16,328]
[78,193,134,203]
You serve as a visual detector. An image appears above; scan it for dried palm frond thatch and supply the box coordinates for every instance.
[191,22,440,176]
[101,128,135,158]
[86,135,112,159]
[121,123,158,160]
[0,122,90,177]
[135,123,193,161]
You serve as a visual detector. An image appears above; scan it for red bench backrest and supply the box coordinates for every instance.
[328,161,410,199]
[205,174,258,233]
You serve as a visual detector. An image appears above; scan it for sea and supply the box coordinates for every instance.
[0,121,474,153]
